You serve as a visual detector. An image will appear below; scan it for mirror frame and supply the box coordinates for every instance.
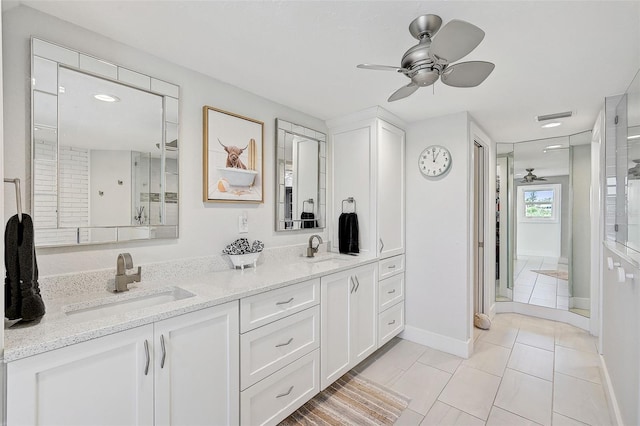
[275,119,326,232]
[31,37,180,247]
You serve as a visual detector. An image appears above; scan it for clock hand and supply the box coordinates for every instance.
[434,150,440,162]
[432,150,435,162]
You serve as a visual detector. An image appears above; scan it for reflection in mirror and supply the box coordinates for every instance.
[31,38,179,247]
[495,132,593,318]
[275,119,326,231]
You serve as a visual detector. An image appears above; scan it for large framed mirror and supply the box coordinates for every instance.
[31,38,179,247]
[275,119,326,231]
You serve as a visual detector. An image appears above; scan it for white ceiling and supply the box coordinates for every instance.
[10,0,640,143]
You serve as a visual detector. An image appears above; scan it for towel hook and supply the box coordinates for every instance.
[341,197,356,213]
[4,178,23,222]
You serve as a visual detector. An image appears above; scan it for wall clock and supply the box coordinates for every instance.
[419,145,451,177]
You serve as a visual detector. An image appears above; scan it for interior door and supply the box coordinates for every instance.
[474,141,485,314]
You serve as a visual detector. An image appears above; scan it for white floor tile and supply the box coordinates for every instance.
[553,373,612,425]
[390,361,451,415]
[463,340,511,377]
[552,412,589,425]
[395,408,424,426]
[438,365,501,420]
[421,401,484,426]
[529,297,556,309]
[494,369,553,426]
[376,338,427,370]
[554,346,602,384]
[516,324,555,351]
[487,406,542,426]
[479,324,519,348]
[354,352,405,385]
[417,347,463,374]
[508,343,554,381]
[555,330,598,353]
[557,285,570,297]
[514,292,532,303]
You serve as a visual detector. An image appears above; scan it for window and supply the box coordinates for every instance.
[524,189,554,218]
[518,184,561,223]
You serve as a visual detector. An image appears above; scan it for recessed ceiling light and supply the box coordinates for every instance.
[545,144,563,149]
[541,122,562,128]
[628,135,640,140]
[93,93,120,102]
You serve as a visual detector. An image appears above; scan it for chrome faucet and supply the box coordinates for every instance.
[113,253,141,292]
[306,235,323,257]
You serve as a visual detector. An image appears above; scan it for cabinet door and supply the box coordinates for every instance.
[331,121,375,254]
[154,301,239,426]
[7,324,154,426]
[350,263,378,364]
[377,120,405,258]
[320,268,352,389]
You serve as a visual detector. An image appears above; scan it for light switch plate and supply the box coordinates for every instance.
[238,214,249,233]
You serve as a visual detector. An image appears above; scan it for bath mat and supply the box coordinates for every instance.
[279,371,410,426]
[532,269,569,280]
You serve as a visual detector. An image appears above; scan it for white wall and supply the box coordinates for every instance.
[3,5,328,275]
[403,112,472,356]
[516,183,562,258]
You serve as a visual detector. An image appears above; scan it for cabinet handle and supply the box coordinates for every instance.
[388,320,396,325]
[276,386,294,398]
[275,337,294,348]
[160,334,167,369]
[276,297,294,306]
[388,289,396,294]
[388,265,396,269]
[144,340,150,376]
[350,276,356,293]
[354,275,361,292]
[380,239,384,253]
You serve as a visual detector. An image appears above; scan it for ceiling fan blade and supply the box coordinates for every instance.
[357,64,408,73]
[537,177,548,181]
[430,19,485,63]
[388,82,419,102]
[441,61,495,87]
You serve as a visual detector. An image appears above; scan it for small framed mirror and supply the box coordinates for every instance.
[275,119,326,231]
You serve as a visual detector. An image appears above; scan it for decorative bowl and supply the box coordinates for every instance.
[227,252,260,270]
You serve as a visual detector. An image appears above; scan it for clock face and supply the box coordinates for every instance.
[419,145,451,177]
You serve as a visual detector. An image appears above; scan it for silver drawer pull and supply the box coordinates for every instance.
[354,275,360,292]
[276,297,294,306]
[388,265,397,269]
[276,386,294,398]
[387,289,396,294]
[388,320,396,325]
[275,337,294,348]
[144,340,150,376]
[160,334,167,369]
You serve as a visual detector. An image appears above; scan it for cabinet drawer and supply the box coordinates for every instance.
[240,279,319,333]
[378,273,404,312]
[241,306,319,390]
[378,255,405,279]
[378,301,404,347]
[241,350,319,426]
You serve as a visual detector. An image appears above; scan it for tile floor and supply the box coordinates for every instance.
[354,313,613,426]
[512,256,570,310]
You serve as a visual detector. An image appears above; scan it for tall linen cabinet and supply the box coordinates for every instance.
[328,107,405,258]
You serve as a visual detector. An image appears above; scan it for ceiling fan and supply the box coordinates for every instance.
[521,168,547,183]
[357,14,495,102]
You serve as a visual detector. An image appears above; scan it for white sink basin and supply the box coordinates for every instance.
[64,287,195,322]
[305,254,353,264]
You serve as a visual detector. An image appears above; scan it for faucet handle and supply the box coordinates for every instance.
[117,253,133,271]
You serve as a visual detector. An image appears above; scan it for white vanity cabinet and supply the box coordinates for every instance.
[377,254,406,347]
[6,301,239,426]
[320,263,378,389]
[329,108,405,259]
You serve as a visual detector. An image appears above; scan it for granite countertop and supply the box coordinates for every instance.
[4,252,377,362]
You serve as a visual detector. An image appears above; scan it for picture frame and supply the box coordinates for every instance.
[203,106,264,203]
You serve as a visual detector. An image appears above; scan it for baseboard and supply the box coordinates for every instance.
[600,355,624,426]
[570,297,590,310]
[400,325,471,358]
[495,301,590,331]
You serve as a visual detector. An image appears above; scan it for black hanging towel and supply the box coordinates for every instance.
[338,212,359,254]
[300,211,317,229]
[4,214,45,321]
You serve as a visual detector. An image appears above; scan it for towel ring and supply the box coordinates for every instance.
[341,197,356,213]
[302,199,314,213]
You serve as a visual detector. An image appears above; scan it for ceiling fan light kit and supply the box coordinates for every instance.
[357,14,495,102]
